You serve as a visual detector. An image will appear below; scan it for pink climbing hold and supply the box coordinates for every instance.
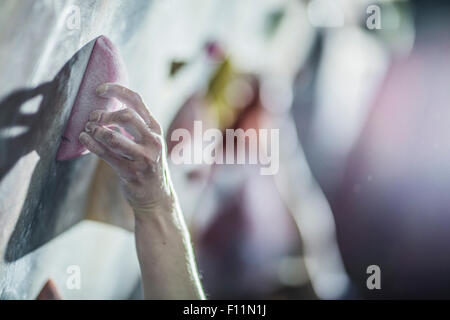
[56,35,128,161]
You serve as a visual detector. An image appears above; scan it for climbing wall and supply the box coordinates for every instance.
[0,0,310,299]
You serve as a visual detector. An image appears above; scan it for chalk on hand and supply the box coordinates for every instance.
[56,35,128,161]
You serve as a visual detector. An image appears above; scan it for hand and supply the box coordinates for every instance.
[79,83,204,299]
[79,83,173,213]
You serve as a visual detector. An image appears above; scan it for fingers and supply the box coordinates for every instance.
[87,108,150,143]
[80,128,163,181]
[84,122,142,161]
[80,84,166,191]
[79,132,122,167]
[143,130,164,163]
[96,83,162,135]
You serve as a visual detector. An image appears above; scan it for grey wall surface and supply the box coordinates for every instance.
[0,0,156,299]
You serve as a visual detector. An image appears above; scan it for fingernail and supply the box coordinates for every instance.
[79,132,88,143]
[96,83,108,96]
[85,122,96,133]
[89,110,101,122]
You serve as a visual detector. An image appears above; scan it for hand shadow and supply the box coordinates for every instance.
[0,38,99,262]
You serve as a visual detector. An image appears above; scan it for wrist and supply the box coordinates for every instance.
[133,190,180,225]
[133,195,188,253]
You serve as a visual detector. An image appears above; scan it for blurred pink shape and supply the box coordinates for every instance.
[56,35,128,160]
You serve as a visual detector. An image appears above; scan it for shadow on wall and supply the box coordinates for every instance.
[0,39,98,262]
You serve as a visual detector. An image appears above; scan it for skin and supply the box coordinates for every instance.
[79,83,205,300]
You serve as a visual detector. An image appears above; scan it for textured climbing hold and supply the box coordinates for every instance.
[56,35,128,160]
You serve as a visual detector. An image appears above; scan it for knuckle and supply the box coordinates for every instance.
[83,137,105,155]
[109,138,119,148]
[129,91,144,106]
[136,159,150,171]
[85,140,95,151]
[132,91,143,103]
[120,86,129,96]
[89,110,103,122]
[155,140,163,153]
[93,144,105,156]
[139,149,160,171]
[103,131,117,147]
[91,125,99,136]
[152,134,163,150]
[118,109,133,122]
[141,150,153,164]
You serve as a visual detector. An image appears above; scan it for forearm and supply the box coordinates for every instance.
[134,196,205,300]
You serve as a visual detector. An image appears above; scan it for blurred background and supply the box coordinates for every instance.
[1,0,450,299]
